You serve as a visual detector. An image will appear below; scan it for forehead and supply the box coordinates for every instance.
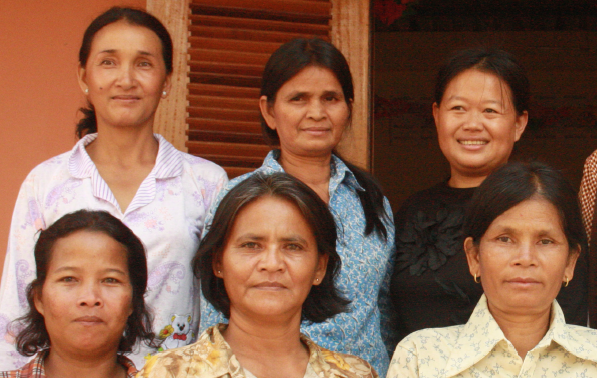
[280,65,343,92]
[487,197,564,233]
[90,20,163,55]
[230,196,312,233]
[444,68,512,103]
[48,230,129,271]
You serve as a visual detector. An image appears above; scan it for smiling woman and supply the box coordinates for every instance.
[0,7,227,369]
[389,48,588,347]
[0,210,153,378]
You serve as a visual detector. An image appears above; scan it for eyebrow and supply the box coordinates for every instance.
[234,234,309,244]
[52,266,127,275]
[98,49,155,57]
[445,95,503,105]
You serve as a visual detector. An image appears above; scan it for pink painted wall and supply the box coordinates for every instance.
[0,0,146,281]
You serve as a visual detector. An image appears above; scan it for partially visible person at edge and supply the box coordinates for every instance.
[1,210,154,378]
[389,47,588,346]
[0,7,227,369]
[388,162,597,377]
[139,173,378,378]
[198,38,395,376]
[578,151,597,327]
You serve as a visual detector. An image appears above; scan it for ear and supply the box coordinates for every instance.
[563,244,581,283]
[313,254,329,286]
[213,257,224,279]
[33,287,45,317]
[464,237,481,278]
[514,110,528,142]
[432,102,440,131]
[259,95,277,131]
[77,62,88,95]
[161,74,173,99]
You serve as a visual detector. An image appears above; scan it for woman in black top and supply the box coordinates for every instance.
[390,48,588,344]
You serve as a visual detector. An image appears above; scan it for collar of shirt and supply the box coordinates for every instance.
[262,150,364,197]
[444,294,597,377]
[67,133,183,213]
[198,324,353,378]
[3,350,137,378]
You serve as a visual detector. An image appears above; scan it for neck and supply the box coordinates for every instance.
[224,310,308,377]
[448,169,487,188]
[85,126,159,167]
[278,149,332,203]
[488,300,552,359]
[44,347,124,378]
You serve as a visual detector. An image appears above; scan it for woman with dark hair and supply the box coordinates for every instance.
[199,38,395,376]
[0,7,226,369]
[139,173,377,378]
[389,47,587,344]
[388,162,597,377]
[0,210,153,377]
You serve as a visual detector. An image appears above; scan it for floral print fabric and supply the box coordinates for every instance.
[0,134,227,369]
[138,324,378,378]
[199,151,396,377]
[387,295,597,378]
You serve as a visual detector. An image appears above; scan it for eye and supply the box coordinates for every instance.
[286,243,304,251]
[497,235,512,243]
[103,277,121,284]
[290,95,304,102]
[138,61,152,68]
[538,239,554,245]
[60,276,77,283]
[450,105,464,111]
[240,241,260,249]
[484,108,498,113]
[100,59,115,66]
[324,95,338,102]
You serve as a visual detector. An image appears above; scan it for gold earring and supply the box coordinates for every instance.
[474,274,480,284]
[564,276,569,287]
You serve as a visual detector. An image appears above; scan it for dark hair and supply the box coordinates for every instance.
[14,210,154,356]
[434,48,530,116]
[194,172,350,322]
[464,161,587,255]
[260,38,389,239]
[76,7,173,138]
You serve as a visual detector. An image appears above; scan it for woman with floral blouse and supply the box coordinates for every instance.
[388,162,597,377]
[139,173,377,378]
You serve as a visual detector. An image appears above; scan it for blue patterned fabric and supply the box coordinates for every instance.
[199,150,396,377]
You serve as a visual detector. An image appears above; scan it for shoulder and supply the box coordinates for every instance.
[394,325,462,357]
[559,324,597,362]
[584,149,597,169]
[0,351,46,378]
[24,150,72,180]
[308,340,378,378]
[179,151,227,182]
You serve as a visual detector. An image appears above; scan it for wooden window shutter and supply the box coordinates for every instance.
[187,0,332,178]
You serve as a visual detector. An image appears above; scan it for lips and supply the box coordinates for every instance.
[74,315,104,325]
[459,140,487,145]
[111,95,141,101]
[254,281,285,290]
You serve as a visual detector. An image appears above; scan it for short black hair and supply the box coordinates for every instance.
[464,161,587,255]
[194,173,350,323]
[435,47,530,116]
[13,210,154,356]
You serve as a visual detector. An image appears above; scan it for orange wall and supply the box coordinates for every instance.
[0,0,146,282]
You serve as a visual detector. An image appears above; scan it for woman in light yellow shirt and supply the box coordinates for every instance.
[388,162,597,378]
[138,173,377,378]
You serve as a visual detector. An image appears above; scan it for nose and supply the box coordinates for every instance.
[77,282,103,307]
[513,241,538,267]
[258,245,285,273]
[116,64,136,89]
[462,110,483,131]
[306,99,326,121]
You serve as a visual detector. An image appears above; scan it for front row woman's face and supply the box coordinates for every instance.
[464,198,578,317]
[34,230,133,357]
[215,196,328,322]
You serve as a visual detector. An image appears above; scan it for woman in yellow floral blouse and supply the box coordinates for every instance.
[138,172,377,378]
[388,162,597,378]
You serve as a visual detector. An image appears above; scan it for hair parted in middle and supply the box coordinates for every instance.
[193,172,351,323]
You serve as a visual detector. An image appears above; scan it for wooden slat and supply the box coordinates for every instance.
[188,83,260,98]
[191,0,331,14]
[187,129,264,144]
[189,48,270,65]
[188,72,261,87]
[188,95,258,110]
[190,15,329,35]
[188,25,319,43]
[188,106,261,122]
[189,37,283,55]
[187,118,261,134]
[189,60,264,77]
[224,166,256,179]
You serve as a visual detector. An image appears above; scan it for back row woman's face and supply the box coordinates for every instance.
[77,21,171,131]
[433,69,528,181]
[260,65,351,159]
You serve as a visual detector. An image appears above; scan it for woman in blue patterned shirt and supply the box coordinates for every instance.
[199,38,395,376]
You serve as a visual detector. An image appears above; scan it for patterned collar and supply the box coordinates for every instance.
[198,324,356,378]
[66,133,183,213]
[261,150,364,196]
[445,294,597,377]
[0,350,138,378]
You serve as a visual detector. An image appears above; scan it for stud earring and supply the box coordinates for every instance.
[84,88,88,94]
[162,90,167,96]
